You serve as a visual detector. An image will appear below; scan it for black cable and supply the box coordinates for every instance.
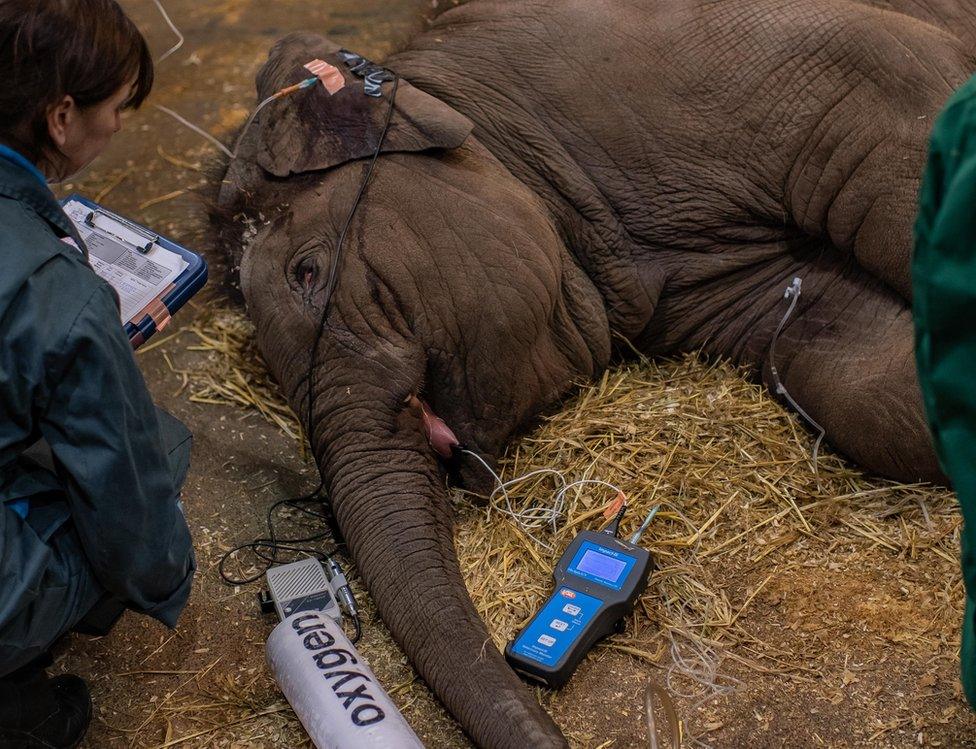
[350,614,362,645]
[303,75,401,444]
[603,503,628,538]
[218,77,401,631]
[218,492,336,585]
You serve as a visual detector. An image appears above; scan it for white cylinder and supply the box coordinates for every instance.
[266,612,425,749]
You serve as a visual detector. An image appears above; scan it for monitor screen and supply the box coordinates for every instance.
[574,548,628,584]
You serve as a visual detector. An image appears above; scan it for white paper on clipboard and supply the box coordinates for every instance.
[62,199,188,323]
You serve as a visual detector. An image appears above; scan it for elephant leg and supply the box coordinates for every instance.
[758,250,943,483]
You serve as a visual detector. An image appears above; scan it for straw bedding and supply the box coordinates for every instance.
[174,303,963,745]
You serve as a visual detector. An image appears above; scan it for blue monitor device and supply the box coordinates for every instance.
[505,528,653,689]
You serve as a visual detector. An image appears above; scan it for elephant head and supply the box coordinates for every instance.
[216,32,611,747]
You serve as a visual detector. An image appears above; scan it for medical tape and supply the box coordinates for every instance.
[303,59,346,95]
[130,284,176,330]
[602,492,627,520]
[146,298,172,331]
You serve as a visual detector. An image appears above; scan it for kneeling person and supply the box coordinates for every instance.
[0,2,195,746]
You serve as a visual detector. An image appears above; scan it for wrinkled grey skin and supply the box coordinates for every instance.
[216,1,975,746]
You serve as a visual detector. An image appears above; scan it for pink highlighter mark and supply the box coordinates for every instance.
[304,59,346,95]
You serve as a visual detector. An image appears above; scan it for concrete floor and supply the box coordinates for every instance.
[46,1,976,747]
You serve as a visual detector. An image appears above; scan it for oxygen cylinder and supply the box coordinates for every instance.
[266,611,425,749]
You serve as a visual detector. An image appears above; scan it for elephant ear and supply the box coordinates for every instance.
[249,33,474,177]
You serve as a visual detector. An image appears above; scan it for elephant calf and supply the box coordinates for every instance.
[216,1,974,746]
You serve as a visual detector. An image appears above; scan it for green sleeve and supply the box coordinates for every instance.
[39,282,194,627]
[913,75,976,708]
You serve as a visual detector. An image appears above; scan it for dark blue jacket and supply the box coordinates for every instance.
[0,150,193,628]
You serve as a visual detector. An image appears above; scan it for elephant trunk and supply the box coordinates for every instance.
[313,394,567,748]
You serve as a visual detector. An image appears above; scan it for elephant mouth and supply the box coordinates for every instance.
[410,395,461,458]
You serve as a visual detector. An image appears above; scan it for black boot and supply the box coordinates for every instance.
[0,659,91,749]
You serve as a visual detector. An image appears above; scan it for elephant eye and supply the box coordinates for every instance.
[291,256,319,297]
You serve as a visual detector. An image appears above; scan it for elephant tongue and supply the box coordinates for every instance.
[410,396,459,458]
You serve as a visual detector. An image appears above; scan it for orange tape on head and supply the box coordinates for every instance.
[304,59,346,95]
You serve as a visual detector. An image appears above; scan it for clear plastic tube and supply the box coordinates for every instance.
[462,449,626,550]
[152,104,233,159]
[151,0,184,63]
[768,277,826,474]
[153,78,319,161]
[228,91,292,159]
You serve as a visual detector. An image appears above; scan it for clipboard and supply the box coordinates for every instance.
[60,194,208,349]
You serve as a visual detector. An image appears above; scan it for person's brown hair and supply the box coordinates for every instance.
[0,0,153,173]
